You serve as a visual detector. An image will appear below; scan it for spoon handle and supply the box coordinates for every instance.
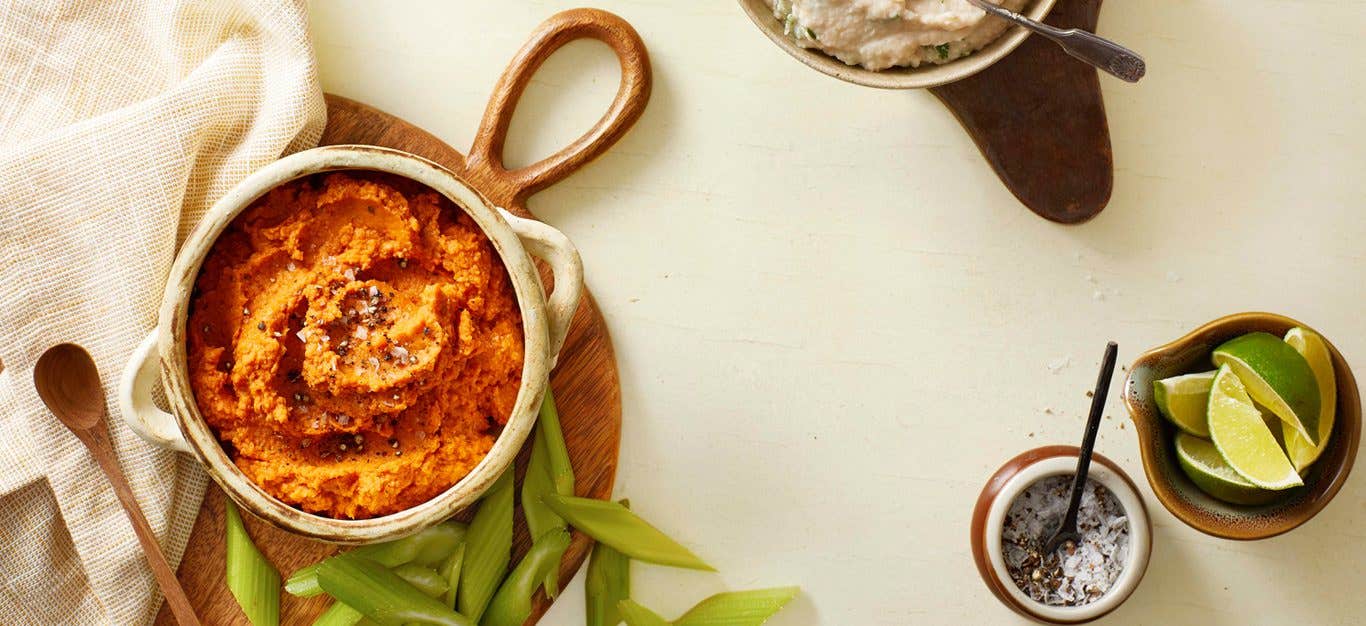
[1059,341,1119,535]
[1047,28,1147,84]
[969,0,1146,82]
[77,428,203,626]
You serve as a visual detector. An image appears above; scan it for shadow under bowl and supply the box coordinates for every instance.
[1123,312,1361,540]
[736,0,1058,89]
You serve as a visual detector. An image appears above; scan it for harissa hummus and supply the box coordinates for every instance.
[188,172,524,519]
[767,0,1027,71]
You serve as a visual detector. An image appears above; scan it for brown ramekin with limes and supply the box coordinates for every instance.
[1123,312,1360,540]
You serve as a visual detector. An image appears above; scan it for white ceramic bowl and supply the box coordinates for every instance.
[737,0,1057,89]
[117,145,583,543]
[972,446,1152,623]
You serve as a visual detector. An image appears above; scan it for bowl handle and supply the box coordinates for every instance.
[118,331,192,453]
[499,209,583,366]
[463,8,651,216]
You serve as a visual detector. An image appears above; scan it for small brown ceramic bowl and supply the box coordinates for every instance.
[971,446,1152,624]
[737,0,1057,89]
[1123,312,1361,540]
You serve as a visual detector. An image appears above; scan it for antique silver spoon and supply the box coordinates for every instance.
[966,0,1146,82]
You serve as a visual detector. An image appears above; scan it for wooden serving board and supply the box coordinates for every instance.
[930,0,1113,224]
[156,8,648,625]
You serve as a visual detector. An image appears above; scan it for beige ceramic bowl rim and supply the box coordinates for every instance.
[736,0,1058,89]
[981,455,1152,622]
[128,145,579,543]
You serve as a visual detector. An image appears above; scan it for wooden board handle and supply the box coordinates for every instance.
[464,8,652,215]
[929,0,1112,224]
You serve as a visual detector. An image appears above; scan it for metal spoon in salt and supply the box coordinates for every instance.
[965,0,1146,83]
[1042,341,1119,555]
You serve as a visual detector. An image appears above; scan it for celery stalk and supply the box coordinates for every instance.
[285,564,324,597]
[522,427,569,598]
[673,587,801,625]
[225,498,281,626]
[584,500,630,626]
[522,429,567,542]
[391,563,449,598]
[440,543,465,608]
[316,554,474,626]
[480,528,572,626]
[458,471,514,622]
[286,521,466,597]
[355,520,466,567]
[542,494,713,571]
[538,387,575,497]
[618,600,670,626]
[311,601,364,626]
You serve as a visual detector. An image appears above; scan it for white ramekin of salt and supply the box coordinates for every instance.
[972,447,1152,624]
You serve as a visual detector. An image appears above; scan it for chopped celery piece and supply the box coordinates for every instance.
[311,601,363,626]
[522,428,569,598]
[674,587,801,626]
[543,494,713,571]
[225,498,281,626]
[522,429,567,542]
[458,471,514,622]
[316,554,473,626]
[618,600,670,626]
[481,528,572,626]
[538,387,575,496]
[585,500,631,626]
[285,564,324,597]
[440,543,465,608]
[391,563,448,598]
[286,521,465,597]
[358,520,466,567]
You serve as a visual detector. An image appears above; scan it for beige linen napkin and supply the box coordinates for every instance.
[0,1,325,623]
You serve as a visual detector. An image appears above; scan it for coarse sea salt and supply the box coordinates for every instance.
[1001,475,1129,607]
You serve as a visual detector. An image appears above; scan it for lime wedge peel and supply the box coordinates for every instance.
[1282,328,1336,472]
[1207,365,1303,490]
[1175,432,1281,506]
[1212,332,1321,446]
[1154,371,1215,438]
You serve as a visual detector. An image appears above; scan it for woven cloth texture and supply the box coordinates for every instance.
[0,1,325,623]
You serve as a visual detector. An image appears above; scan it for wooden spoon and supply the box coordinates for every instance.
[34,343,202,626]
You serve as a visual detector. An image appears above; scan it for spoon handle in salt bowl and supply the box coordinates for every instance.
[1060,341,1119,534]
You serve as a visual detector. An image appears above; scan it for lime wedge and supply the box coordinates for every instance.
[1175,432,1281,505]
[1207,365,1303,490]
[1282,328,1336,472]
[1212,332,1321,445]
[1154,371,1215,437]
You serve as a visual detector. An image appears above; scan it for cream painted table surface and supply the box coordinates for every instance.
[307,2,1366,624]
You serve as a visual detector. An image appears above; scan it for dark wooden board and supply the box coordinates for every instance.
[931,0,1113,224]
[157,8,648,625]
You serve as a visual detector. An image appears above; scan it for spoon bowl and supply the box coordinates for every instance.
[34,343,106,430]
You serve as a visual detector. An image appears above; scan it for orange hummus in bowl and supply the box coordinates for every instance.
[188,172,524,519]
[119,145,583,542]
